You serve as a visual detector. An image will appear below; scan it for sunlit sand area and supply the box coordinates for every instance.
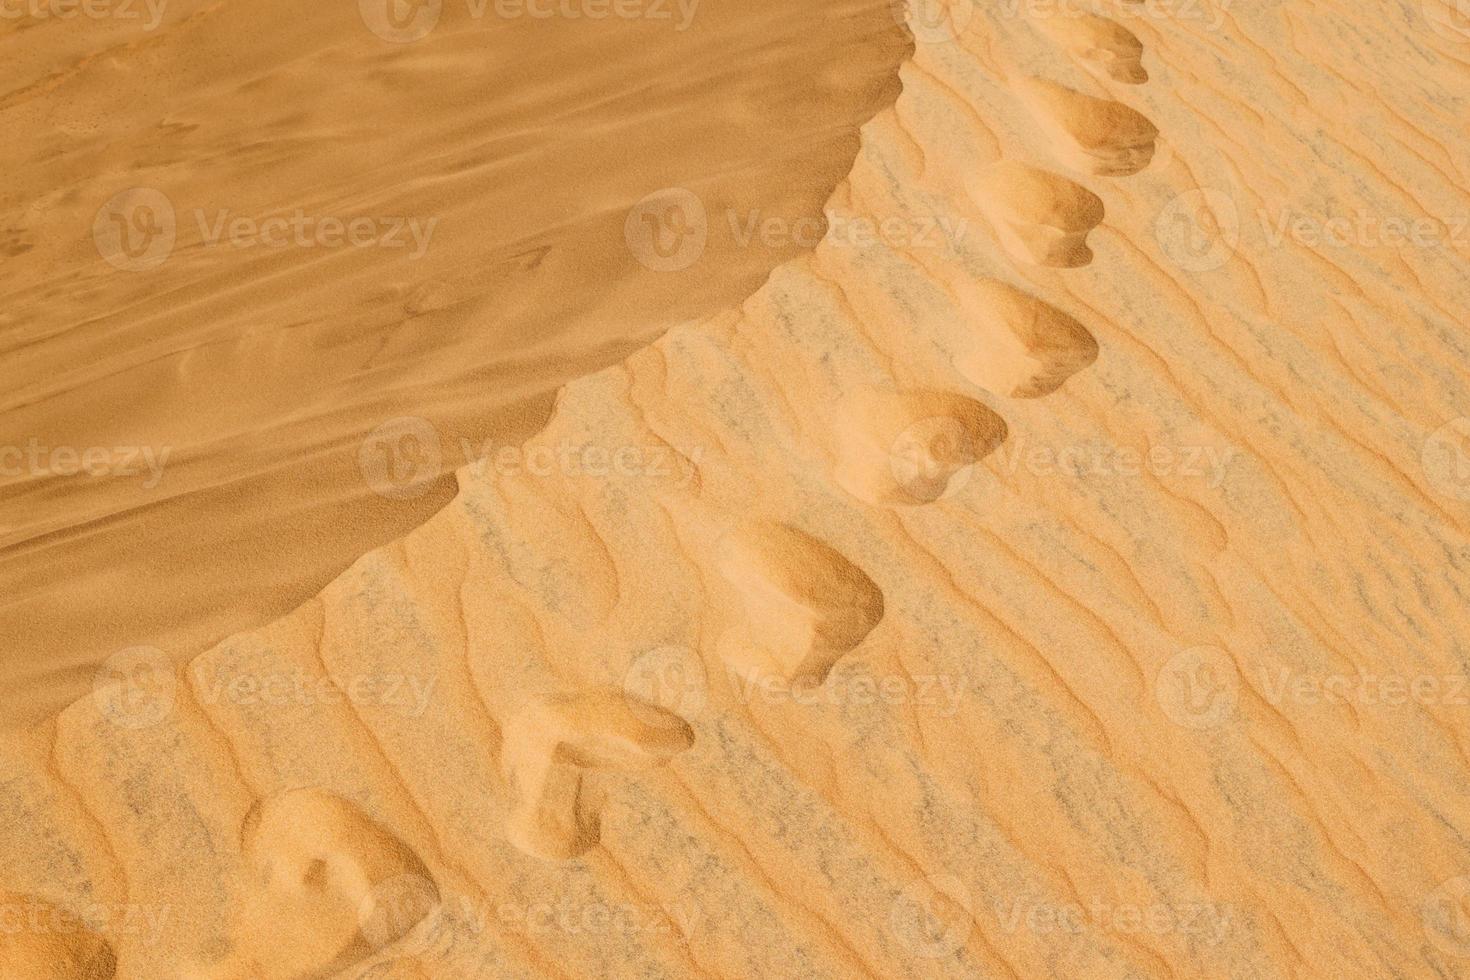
[4,0,1470,977]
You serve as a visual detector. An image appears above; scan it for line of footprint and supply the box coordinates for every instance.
[2,2,1168,977]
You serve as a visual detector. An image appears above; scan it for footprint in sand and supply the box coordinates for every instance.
[970,160,1105,268]
[950,279,1099,399]
[203,788,440,979]
[1033,11,1149,84]
[714,521,885,683]
[831,387,1008,506]
[501,690,695,861]
[1015,76,1159,176]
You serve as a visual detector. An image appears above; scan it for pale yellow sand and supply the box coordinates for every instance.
[6,0,1470,978]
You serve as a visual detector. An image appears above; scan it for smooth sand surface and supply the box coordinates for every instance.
[0,0,909,725]
[6,0,1470,977]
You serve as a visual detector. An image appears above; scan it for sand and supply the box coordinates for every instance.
[0,0,909,726]
[5,0,1470,977]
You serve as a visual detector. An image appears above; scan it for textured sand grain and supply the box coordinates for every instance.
[5,0,1470,978]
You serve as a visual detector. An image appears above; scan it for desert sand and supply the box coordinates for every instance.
[5,0,1470,977]
[0,0,908,725]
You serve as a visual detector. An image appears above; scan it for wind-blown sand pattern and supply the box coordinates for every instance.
[6,0,1470,977]
[0,0,910,724]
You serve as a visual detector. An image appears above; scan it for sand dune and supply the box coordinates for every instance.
[0,0,909,725]
[6,0,1470,977]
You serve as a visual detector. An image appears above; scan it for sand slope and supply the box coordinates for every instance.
[6,0,1470,977]
[0,0,909,725]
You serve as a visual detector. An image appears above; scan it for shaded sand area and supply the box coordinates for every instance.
[0,0,910,725]
[7,0,1470,978]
